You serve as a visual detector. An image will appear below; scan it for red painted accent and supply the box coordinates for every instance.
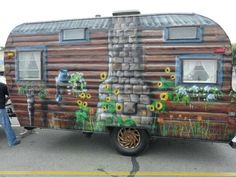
[214,48,225,53]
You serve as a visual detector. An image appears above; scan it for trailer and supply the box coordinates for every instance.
[4,10,236,155]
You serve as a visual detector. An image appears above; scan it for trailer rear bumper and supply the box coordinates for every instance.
[229,136,236,148]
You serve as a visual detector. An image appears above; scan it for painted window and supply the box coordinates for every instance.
[165,26,202,42]
[176,54,223,85]
[182,59,217,83]
[18,51,42,80]
[16,46,47,81]
[61,28,88,42]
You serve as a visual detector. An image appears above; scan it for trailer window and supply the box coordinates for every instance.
[176,54,223,86]
[165,27,202,42]
[61,28,87,42]
[182,59,217,83]
[17,51,42,80]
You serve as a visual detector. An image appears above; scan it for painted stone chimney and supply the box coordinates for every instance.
[96,11,153,125]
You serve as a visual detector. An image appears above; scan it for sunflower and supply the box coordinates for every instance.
[164,67,171,73]
[102,106,107,112]
[113,88,120,96]
[155,102,163,111]
[160,92,169,101]
[105,96,111,102]
[79,92,86,99]
[156,81,163,88]
[83,102,88,108]
[116,103,123,112]
[170,74,176,80]
[148,105,155,112]
[86,93,92,99]
[77,100,82,106]
[100,72,107,81]
[103,84,110,91]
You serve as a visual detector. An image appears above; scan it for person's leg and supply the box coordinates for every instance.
[0,109,17,146]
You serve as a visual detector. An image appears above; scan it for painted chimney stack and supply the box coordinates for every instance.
[96,12,153,126]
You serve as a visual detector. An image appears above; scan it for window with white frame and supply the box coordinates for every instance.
[182,59,218,83]
[62,28,86,41]
[18,51,42,80]
[166,26,202,42]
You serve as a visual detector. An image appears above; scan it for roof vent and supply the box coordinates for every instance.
[112,10,140,16]
[95,14,101,18]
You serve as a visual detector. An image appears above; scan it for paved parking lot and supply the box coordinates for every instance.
[0,126,236,177]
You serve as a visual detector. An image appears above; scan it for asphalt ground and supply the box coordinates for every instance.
[0,125,236,177]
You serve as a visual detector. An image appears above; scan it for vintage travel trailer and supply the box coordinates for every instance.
[4,11,236,155]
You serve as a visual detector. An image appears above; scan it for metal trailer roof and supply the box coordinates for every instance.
[11,13,217,35]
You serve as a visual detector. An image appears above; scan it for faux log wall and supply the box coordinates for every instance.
[5,31,109,127]
[142,26,236,140]
[4,20,236,140]
[142,26,233,98]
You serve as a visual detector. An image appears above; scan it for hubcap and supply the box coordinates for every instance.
[117,128,141,149]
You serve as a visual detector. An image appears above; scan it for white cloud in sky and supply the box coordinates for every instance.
[0,0,235,46]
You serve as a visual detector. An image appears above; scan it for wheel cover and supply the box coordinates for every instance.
[117,128,141,149]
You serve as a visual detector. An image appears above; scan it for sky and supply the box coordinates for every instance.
[0,0,236,47]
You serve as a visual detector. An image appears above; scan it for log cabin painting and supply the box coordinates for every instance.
[4,11,236,155]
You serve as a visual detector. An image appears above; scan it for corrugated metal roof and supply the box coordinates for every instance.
[11,13,216,35]
[12,18,112,35]
[139,14,216,27]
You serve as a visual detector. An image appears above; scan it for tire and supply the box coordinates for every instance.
[110,127,149,156]
[24,127,35,130]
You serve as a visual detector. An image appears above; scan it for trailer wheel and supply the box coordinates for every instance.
[110,127,149,156]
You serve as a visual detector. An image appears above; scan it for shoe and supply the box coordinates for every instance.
[14,140,21,145]
[10,140,21,147]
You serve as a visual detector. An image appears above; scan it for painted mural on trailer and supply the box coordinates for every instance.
[4,13,236,142]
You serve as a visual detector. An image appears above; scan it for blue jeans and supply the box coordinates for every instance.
[0,109,17,146]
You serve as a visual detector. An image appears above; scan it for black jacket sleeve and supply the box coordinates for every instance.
[4,84,9,97]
